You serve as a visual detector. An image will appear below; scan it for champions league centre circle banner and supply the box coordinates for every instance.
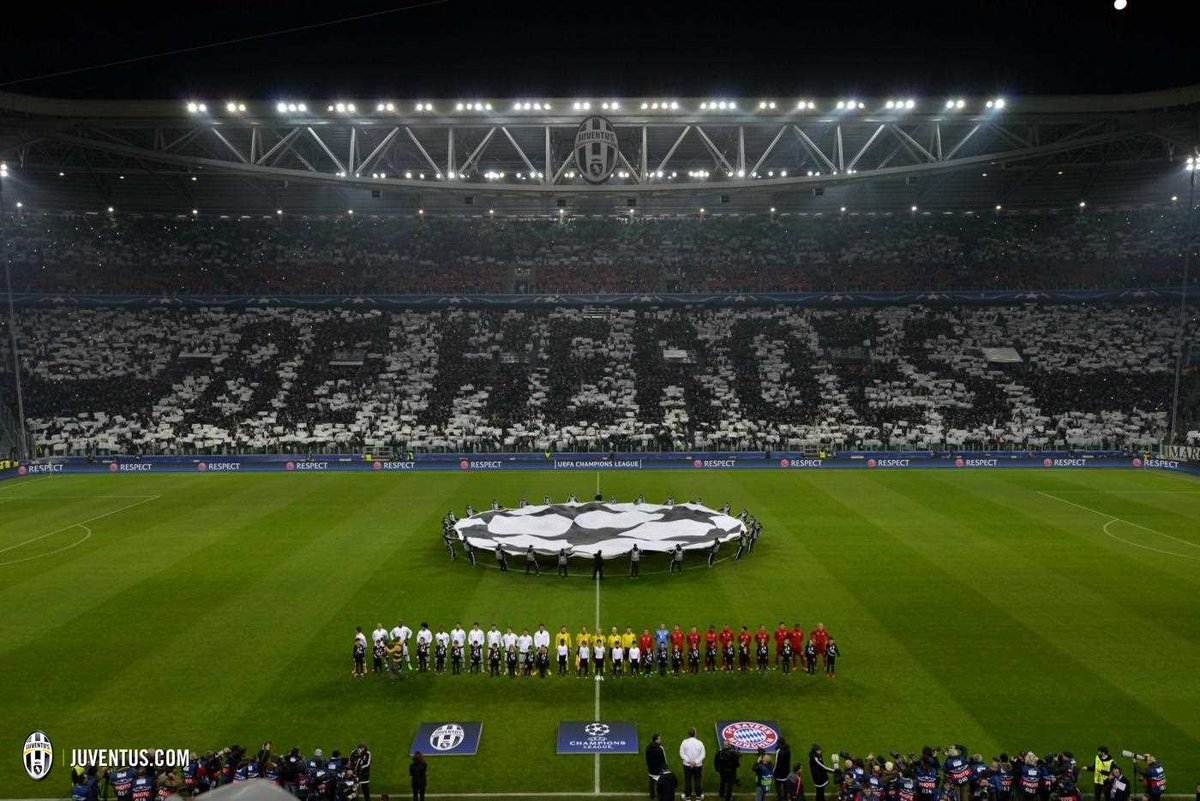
[452,500,745,556]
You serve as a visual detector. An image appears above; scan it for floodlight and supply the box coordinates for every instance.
[336,102,346,112]
[911,205,918,212]
[16,201,23,208]
[995,204,1002,211]
[107,206,114,213]
[192,209,198,215]
[905,98,915,109]
[769,207,775,213]
[1079,201,1086,207]
[226,102,237,113]
[1114,0,1127,9]
[277,102,287,113]
[186,102,198,113]
[276,209,283,215]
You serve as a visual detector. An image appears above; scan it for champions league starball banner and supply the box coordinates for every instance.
[715,720,782,753]
[556,721,640,754]
[409,722,483,756]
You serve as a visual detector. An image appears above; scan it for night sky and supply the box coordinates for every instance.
[1,0,1198,100]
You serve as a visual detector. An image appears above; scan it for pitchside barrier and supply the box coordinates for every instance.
[1,450,1196,480]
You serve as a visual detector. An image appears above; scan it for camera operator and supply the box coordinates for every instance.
[1018,754,1041,801]
[914,749,939,801]
[989,756,1014,801]
[1139,756,1165,801]
[943,747,972,800]
[72,766,100,801]
[967,755,990,801]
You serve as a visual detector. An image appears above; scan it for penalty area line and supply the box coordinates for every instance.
[0,495,162,558]
[1037,490,1200,560]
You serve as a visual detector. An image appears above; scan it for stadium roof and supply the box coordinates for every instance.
[1,86,1197,216]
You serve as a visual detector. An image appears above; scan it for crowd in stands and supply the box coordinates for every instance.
[2,302,1192,456]
[0,208,1190,295]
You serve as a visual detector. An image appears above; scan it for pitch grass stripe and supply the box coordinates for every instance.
[805,473,1200,752]
[730,473,995,744]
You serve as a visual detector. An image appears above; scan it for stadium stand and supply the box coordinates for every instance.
[3,303,1192,456]
[0,206,1191,295]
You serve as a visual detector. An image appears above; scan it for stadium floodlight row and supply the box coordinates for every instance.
[0,86,1197,215]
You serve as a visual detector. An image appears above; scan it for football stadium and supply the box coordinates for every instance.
[2,2,1199,801]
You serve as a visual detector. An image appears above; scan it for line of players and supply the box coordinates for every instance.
[352,621,839,678]
[70,743,374,801]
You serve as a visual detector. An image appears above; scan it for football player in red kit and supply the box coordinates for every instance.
[789,623,805,657]
[774,622,789,667]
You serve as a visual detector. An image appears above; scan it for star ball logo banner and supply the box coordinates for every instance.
[715,720,781,753]
[410,722,483,756]
[556,721,640,754]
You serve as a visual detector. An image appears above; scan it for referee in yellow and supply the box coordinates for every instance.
[576,626,590,671]
[555,627,572,676]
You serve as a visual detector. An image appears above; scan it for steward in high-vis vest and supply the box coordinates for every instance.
[1089,748,1114,801]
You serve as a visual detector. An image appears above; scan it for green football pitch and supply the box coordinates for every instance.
[3,468,1199,798]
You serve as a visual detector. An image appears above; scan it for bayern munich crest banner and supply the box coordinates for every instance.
[410,722,483,756]
[715,720,782,752]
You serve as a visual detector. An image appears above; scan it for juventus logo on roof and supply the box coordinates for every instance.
[574,116,620,185]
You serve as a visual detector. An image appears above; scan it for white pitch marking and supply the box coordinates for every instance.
[0,495,161,556]
[593,573,601,795]
[0,524,92,567]
[1038,490,1200,559]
